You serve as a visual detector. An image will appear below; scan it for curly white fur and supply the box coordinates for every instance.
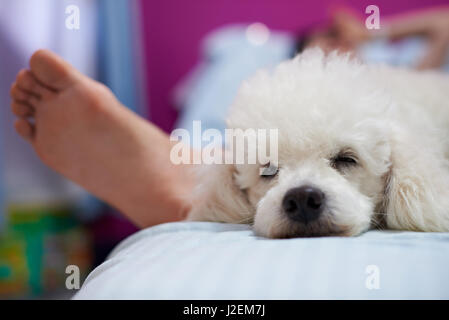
[187,48,449,238]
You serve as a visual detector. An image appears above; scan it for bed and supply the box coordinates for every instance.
[74,221,449,299]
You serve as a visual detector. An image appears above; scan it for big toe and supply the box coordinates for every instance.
[29,49,80,91]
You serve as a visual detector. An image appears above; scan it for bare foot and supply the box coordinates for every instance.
[10,49,193,228]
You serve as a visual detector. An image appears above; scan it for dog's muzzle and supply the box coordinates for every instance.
[282,185,325,224]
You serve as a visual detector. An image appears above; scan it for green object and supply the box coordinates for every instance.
[0,204,92,298]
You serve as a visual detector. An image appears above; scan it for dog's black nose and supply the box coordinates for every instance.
[282,186,325,224]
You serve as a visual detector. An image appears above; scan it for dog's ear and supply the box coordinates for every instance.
[383,128,449,232]
[187,163,254,223]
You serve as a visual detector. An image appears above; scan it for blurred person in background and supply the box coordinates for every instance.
[296,6,449,70]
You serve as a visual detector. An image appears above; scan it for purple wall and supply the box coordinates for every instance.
[140,0,449,132]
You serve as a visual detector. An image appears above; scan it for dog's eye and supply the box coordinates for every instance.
[260,162,279,178]
[335,156,357,165]
[331,154,358,169]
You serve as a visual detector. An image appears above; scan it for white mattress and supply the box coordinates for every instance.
[74,222,449,299]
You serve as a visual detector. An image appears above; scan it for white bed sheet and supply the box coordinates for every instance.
[74,222,449,299]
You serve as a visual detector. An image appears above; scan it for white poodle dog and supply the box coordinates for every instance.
[187,48,449,238]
